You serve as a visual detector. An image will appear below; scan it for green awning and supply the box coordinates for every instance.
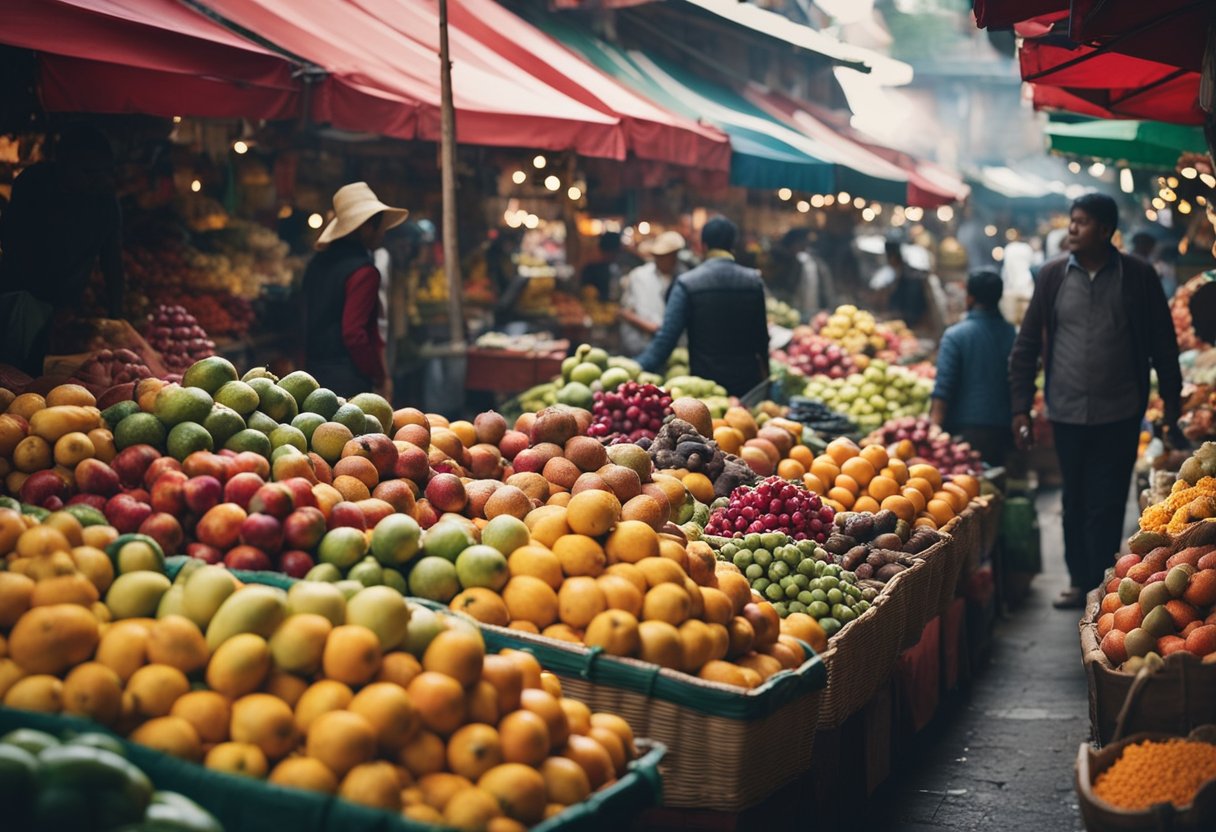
[1045,119,1207,169]
[531,14,837,193]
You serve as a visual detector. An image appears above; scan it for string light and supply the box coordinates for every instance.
[905,206,924,222]
[810,194,825,208]
[511,170,527,184]
[544,175,560,191]
[823,194,836,206]
[796,200,810,213]
[1068,161,1082,174]
[861,207,875,221]
[532,155,547,169]
[1181,167,1198,179]
[777,188,792,201]
[1162,188,1177,202]
[1145,209,1159,222]
[891,213,906,227]
[567,186,582,200]
[1152,197,1166,210]
[637,221,651,234]
[524,214,540,229]
[1005,228,1018,241]
[836,191,850,204]
[984,225,997,237]
[936,205,954,222]
[853,197,866,209]
[233,140,248,154]
[190,180,201,193]
[1201,173,1216,188]
[307,213,324,229]
[172,116,182,124]
[1088,162,1106,176]
[1119,169,1134,193]
[1167,176,1180,188]
[1178,200,1193,214]
[992,246,1005,261]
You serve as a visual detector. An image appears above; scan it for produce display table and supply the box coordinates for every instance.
[465,343,568,394]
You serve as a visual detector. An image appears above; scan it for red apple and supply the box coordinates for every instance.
[196,502,246,550]
[249,483,294,519]
[224,472,265,510]
[183,451,229,482]
[356,498,394,528]
[150,470,188,515]
[240,512,284,553]
[328,501,367,531]
[279,549,316,579]
[185,542,224,564]
[425,473,467,513]
[74,458,121,497]
[139,512,184,556]
[229,451,271,480]
[271,452,318,485]
[43,496,64,511]
[183,475,223,515]
[105,494,153,534]
[372,479,416,514]
[279,478,318,509]
[413,498,439,529]
[111,444,161,489]
[394,445,430,483]
[20,469,70,507]
[283,506,327,551]
[126,488,150,504]
[67,493,108,511]
[143,457,183,489]
[217,449,237,458]
[224,545,272,572]
[510,448,546,474]
[342,434,398,478]
[309,453,333,485]
[498,430,529,461]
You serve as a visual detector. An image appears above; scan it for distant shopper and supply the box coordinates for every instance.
[580,231,623,302]
[1009,193,1182,609]
[635,217,769,397]
[302,182,408,399]
[767,229,834,323]
[0,124,124,373]
[619,231,684,354]
[885,239,928,328]
[930,270,1016,465]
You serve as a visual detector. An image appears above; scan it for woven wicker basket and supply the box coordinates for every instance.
[817,562,921,728]
[975,493,1003,558]
[469,620,826,811]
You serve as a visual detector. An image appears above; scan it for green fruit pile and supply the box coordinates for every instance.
[713,531,875,634]
[0,727,222,831]
[801,360,932,432]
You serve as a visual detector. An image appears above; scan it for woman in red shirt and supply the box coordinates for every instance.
[302,183,408,398]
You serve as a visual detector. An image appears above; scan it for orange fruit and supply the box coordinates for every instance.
[880,495,915,522]
[905,476,934,501]
[417,772,474,811]
[447,723,504,780]
[323,625,382,686]
[306,709,376,777]
[551,535,606,578]
[559,734,614,790]
[840,457,875,488]
[559,698,592,736]
[558,577,607,629]
[852,496,880,514]
[866,476,899,502]
[377,650,421,689]
[926,499,955,526]
[901,487,927,514]
[398,730,447,778]
[444,786,502,829]
[340,761,402,811]
[294,679,354,734]
[205,742,269,778]
[951,474,981,500]
[883,458,909,483]
[825,437,860,465]
[422,630,485,688]
[908,463,943,490]
[776,459,806,480]
[407,671,468,735]
[788,445,815,468]
[129,715,202,761]
[802,473,826,495]
[507,546,563,590]
[519,688,569,750]
[809,457,840,486]
[61,661,123,726]
[859,444,889,471]
[478,763,547,824]
[170,689,231,744]
[499,708,550,766]
[941,482,971,511]
[826,487,855,510]
[269,757,338,793]
[502,576,560,629]
[682,473,715,504]
[350,682,421,751]
[540,756,591,805]
[231,693,297,760]
[834,474,860,496]
[913,516,939,530]
[126,663,190,719]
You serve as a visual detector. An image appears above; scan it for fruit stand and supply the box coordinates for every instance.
[0,288,1006,830]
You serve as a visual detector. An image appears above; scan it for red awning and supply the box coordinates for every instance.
[1069,0,1210,74]
[973,0,1066,29]
[439,0,730,170]
[4,0,301,119]
[199,0,625,158]
[1020,39,1203,124]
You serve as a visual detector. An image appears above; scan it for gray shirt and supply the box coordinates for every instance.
[1046,252,1141,425]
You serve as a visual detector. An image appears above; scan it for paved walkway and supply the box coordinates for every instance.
[870,489,1098,831]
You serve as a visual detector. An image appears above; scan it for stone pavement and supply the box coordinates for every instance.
[868,488,1102,831]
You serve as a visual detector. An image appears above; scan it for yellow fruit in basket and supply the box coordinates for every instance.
[636,620,683,668]
[556,577,606,629]
[53,432,94,467]
[7,392,46,420]
[61,661,122,725]
[478,763,548,824]
[926,499,955,526]
[0,659,27,700]
[860,444,889,471]
[736,652,783,681]
[558,735,614,791]
[636,557,686,589]
[422,630,484,688]
[588,725,627,776]
[377,651,423,689]
[88,428,116,463]
[641,583,690,626]
[46,384,95,407]
[447,722,504,780]
[340,760,402,811]
[551,534,606,578]
[941,482,971,511]
[565,490,620,537]
[444,786,504,828]
[323,625,382,686]
[519,688,568,750]
[206,633,270,698]
[952,474,981,500]
[583,609,640,657]
[502,576,559,629]
[408,671,468,736]
[604,520,659,564]
[595,574,643,617]
[539,671,562,699]
[880,494,916,522]
[146,615,209,674]
[559,698,592,736]
[129,715,202,760]
[269,756,338,793]
[307,709,377,777]
[506,545,563,590]
[350,681,421,752]
[540,756,592,806]
[9,603,99,675]
[171,690,231,744]
[4,674,63,712]
[781,613,827,654]
[205,742,269,778]
[95,620,150,682]
[398,729,447,778]
[908,463,943,490]
[914,516,939,530]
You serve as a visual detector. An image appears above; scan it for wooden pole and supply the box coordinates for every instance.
[439,0,463,349]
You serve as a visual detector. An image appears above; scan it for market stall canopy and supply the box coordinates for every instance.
[1068,0,1209,73]
[973,0,1065,29]
[197,0,625,157]
[1044,119,1208,169]
[678,0,914,85]
[3,0,302,120]
[1020,39,1204,125]
[437,0,731,170]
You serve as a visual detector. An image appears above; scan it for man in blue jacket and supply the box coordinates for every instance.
[931,269,1016,466]
[635,217,769,397]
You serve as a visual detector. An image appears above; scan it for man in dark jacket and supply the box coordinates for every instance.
[1009,193,1182,609]
[635,217,769,397]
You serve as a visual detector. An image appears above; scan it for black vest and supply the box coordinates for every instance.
[301,238,372,380]
[680,257,769,397]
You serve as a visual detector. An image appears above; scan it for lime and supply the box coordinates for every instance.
[348,392,392,433]
[167,422,213,461]
[203,404,245,446]
[214,381,259,416]
[277,370,320,407]
[270,425,308,452]
[332,403,367,435]
[154,386,213,426]
[182,356,238,394]
[224,429,272,458]
[291,412,326,443]
[114,412,166,450]
[301,388,341,419]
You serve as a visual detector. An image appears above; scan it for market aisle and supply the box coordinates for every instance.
[871,489,1092,831]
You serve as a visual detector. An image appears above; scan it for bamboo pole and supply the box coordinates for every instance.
[439,0,463,349]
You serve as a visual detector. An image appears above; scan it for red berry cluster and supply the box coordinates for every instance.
[705,476,835,541]
[587,382,673,443]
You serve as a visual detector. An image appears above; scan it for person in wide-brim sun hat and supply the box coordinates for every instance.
[302,182,409,398]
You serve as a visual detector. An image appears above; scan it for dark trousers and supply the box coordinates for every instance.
[1051,416,1142,592]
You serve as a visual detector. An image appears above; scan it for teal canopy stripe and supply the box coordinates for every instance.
[1044,119,1208,169]
[532,13,838,193]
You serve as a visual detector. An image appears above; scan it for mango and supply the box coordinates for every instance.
[156,584,187,619]
[105,572,172,620]
[345,587,411,651]
[286,582,346,626]
[182,566,238,630]
[205,585,287,651]
[1139,582,1172,614]
[29,406,101,443]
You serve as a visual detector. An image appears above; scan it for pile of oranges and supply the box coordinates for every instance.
[777,438,978,531]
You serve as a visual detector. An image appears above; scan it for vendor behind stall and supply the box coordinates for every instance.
[0,124,124,373]
[302,182,408,398]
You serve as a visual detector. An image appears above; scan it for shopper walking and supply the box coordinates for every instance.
[619,231,684,354]
[1009,193,1182,609]
[302,182,408,399]
[930,270,1016,466]
[635,217,769,397]
[885,239,928,328]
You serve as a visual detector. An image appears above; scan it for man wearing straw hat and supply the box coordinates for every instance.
[302,182,408,398]
[619,230,685,355]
